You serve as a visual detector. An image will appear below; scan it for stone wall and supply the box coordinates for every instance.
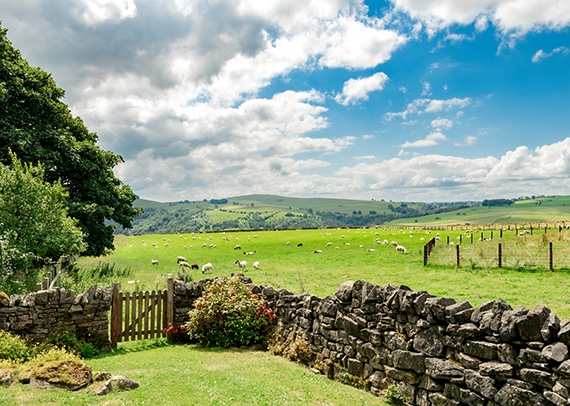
[0,285,112,342]
[175,277,570,406]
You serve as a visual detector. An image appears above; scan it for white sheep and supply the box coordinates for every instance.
[236,260,247,270]
[234,245,242,250]
[314,250,323,253]
[176,256,187,263]
[396,245,408,254]
[178,261,192,270]
[253,261,260,270]
[151,259,159,265]
[202,263,213,274]
[326,242,332,247]
[367,248,375,252]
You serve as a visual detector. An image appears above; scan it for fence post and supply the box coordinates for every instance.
[423,245,428,267]
[471,234,473,244]
[447,236,449,245]
[456,244,460,268]
[498,243,502,269]
[500,229,503,238]
[550,242,553,271]
[111,283,121,349]
[491,231,493,239]
[166,277,174,340]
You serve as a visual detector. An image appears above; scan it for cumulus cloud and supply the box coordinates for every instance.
[532,46,570,63]
[455,136,477,146]
[402,132,447,148]
[390,0,570,37]
[334,72,389,105]
[431,118,453,129]
[354,155,376,160]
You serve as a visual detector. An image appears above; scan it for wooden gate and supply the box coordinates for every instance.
[110,278,174,348]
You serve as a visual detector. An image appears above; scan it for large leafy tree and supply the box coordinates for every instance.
[0,23,140,256]
[0,153,85,293]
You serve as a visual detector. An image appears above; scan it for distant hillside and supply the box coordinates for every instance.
[388,195,570,226]
[114,194,474,235]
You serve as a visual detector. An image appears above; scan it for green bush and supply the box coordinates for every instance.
[0,330,38,364]
[44,330,109,359]
[184,275,276,347]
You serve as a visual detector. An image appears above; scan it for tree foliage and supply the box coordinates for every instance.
[0,22,140,256]
[0,153,85,294]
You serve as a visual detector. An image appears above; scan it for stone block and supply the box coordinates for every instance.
[519,368,555,389]
[413,325,445,356]
[392,350,425,373]
[465,369,498,399]
[493,383,548,406]
[464,340,498,360]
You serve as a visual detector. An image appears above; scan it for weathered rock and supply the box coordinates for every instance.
[479,362,514,378]
[464,341,498,360]
[0,368,14,386]
[424,358,464,380]
[107,375,140,391]
[543,390,569,406]
[493,383,548,406]
[445,383,485,406]
[542,342,568,363]
[392,350,425,374]
[413,326,446,356]
[519,368,555,388]
[335,281,354,302]
[464,369,497,399]
[516,305,551,342]
[21,360,92,391]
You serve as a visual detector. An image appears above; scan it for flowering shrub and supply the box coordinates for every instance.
[184,275,276,347]
[161,323,189,343]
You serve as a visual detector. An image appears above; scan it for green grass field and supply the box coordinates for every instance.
[0,341,388,406]
[78,226,570,319]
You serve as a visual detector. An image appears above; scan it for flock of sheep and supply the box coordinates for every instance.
[144,228,420,276]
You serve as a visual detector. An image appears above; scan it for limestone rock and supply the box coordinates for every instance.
[20,360,92,391]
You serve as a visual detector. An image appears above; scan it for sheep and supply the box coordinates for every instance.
[253,261,260,270]
[344,242,350,246]
[201,243,207,248]
[286,242,290,246]
[297,243,303,247]
[235,260,247,270]
[178,261,192,270]
[396,245,408,254]
[191,263,199,270]
[243,251,256,256]
[326,242,332,247]
[314,250,323,253]
[202,263,213,274]
[359,245,364,248]
[253,234,258,238]
[234,245,242,250]
[367,248,375,252]
[151,260,159,265]
[176,256,187,263]
[391,241,398,246]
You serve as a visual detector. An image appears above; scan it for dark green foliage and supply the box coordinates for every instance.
[43,330,109,358]
[0,23,140,256]
[185,275,276,347]
[482,199,514,207]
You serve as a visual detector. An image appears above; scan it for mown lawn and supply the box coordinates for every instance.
[0,340,388,406]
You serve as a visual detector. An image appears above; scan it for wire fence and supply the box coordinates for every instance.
[425,232,570,271]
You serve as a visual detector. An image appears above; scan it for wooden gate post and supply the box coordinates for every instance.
[550,242,553,271]
[498,243,502,269]
[456,244,460,268]
[423,245,428,267]
[166,277,174,340]
[111,283,121,349]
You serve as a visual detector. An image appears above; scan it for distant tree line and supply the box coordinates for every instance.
[482,199,514,207]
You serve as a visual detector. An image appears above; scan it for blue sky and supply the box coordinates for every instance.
[1,0,570,202]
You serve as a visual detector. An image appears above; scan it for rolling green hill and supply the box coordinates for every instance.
[388,195,570,226]
[117,194,570,235]
[115,194,471,235]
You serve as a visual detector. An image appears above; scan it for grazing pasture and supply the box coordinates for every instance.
[78,227,570,318]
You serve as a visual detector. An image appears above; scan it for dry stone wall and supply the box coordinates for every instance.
[176,277,570,406]
[0,285,112,341]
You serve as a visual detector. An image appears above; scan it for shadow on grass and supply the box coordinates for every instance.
[92,338,265,360]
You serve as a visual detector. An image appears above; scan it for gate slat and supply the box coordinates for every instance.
[124,292,130,341]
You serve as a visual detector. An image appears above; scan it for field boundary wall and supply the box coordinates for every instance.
[4,277,570,405]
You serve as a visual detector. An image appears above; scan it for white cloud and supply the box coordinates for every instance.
[390,0,570,38]
[455,136,477,146]
[532,46,569,63]
[354,155,376,160]
[385,97,471,120]
[431,118,453,129]
[75,0,137,26]
[362,134,375,139]
[402,131,447,148]
[335,72,389,105]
